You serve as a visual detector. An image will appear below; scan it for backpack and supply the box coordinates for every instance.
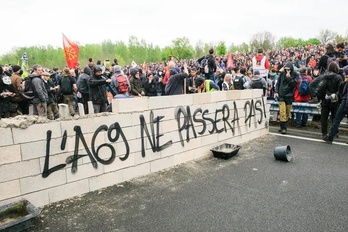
[298,75,310,96]
[233,75,245,90]
[116,74,129,93]
[21,77,34,99]
[60,77,73,95]
[251,79,264,89]
[315,78,328,99]
[200,57,210,74]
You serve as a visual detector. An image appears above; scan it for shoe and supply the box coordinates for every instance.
[326,140,333,144]
[322,135,328,141]
[278,128,282,133]
[281,128,287,134]
[295,125,301,128]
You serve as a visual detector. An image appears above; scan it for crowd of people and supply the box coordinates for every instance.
[1,43,348,143]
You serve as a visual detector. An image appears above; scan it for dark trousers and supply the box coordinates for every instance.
[328,100,346,140]
[320,100,339,135]
[80,92,90,114]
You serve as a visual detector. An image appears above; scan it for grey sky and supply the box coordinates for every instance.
[1,0,347,56]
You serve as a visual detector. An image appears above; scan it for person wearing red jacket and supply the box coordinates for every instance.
[294,67,313,127]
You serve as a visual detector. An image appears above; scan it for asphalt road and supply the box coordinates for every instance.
[26,131,348,232]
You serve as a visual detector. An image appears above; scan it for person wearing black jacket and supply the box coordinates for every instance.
[310,61,342,140]
[88,65,111,113]
[77,67,91,114]
[325,72,348,144]
[42,72,59,120]
[274,62,298,134]
[165,63,189,95]
[0,65,16,118]
[197,48,217,82]
[144,72,157,97]
[318,43,336,75]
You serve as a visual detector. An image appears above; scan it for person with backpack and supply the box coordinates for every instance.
[30,64,48,117]
[309,61,342,140]
[57,68,77,116]
[274,62,298,134]
[232,66,247,90]
[249,70,267,92]
[294,67,313,127]
[110,65,131,99]
[197,48,217,82]
[324,66,348,144]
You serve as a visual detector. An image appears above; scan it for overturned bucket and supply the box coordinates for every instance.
[274,145,293,162]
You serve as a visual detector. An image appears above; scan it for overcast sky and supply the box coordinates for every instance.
[1,0,347,56]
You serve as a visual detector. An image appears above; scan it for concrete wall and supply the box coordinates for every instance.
[0,90,269,207]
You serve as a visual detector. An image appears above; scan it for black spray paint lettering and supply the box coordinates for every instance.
[176,102,239,147]
[140,110,173,157]
[244,99,265,127]
[42,122,129,178]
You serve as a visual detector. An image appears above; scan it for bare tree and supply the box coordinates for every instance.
[249,31,275,52]
[318,29,337,44]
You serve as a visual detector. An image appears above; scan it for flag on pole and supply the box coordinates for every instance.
[21,52,29,78]
[62,33,79,69]
[226,52,234,69]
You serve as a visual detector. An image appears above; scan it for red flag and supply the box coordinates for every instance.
[62,34,79,69]
[226,52,234,69]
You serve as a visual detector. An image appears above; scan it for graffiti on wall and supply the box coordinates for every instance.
[42,98,267,178]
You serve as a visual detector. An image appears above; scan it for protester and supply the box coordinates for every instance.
[221,74,233,91]
[310,61,342,139]
[197,48,216,82]
[274,62,298,134]
[324,75,348,144]
[76,67,91,114]
[30,64,48,117]
[88,65,111,113]
[249,70,267,91]
[165,63,189,95]
[293,68,313,127]
[57,68,77,116]
[129,68,145,97]
[42,71,59,120]
[195,76,220,93]
[0,65,16,118]
[144,71,157,97]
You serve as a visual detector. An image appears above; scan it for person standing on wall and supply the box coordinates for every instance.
[274,62,298,134]
[30,64,48,117]
[197,48,217,83]
[88,65,111,113]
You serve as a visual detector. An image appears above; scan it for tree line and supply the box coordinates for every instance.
[0,29,347,69]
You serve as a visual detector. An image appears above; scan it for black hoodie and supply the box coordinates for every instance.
[275,62,298,101]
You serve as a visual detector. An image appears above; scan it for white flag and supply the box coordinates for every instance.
[131,60,137,68]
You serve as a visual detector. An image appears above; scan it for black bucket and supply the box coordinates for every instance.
[274,145,292,162]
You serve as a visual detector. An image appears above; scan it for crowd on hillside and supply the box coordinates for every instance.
[1,42,348,143]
